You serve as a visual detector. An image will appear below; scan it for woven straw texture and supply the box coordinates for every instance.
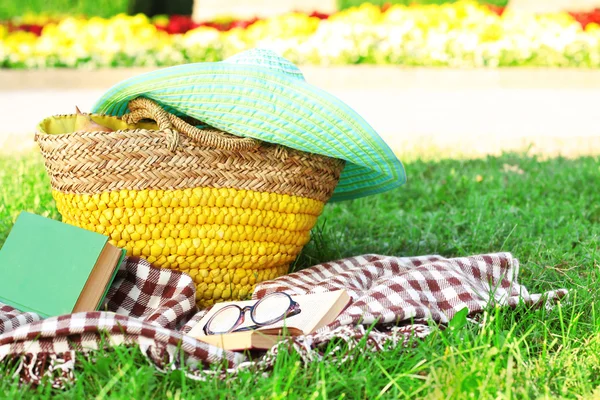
[35,98,345,307]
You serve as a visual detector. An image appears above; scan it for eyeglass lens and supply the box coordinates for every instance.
[252,292,293,325]
[206,305,241,334]
[206,292,294,334]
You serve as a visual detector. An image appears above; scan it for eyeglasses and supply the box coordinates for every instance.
[203,292,301,336]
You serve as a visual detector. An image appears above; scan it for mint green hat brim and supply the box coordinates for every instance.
[92,55,406,202]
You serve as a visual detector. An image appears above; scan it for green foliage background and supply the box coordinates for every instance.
[0,0,508,20]
[0,0,129,19]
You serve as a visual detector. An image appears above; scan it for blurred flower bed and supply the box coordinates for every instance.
[1,1,600,69]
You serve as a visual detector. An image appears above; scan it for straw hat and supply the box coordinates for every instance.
[92,48,406,202]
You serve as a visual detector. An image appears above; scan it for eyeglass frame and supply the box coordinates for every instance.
[202,292,301,336]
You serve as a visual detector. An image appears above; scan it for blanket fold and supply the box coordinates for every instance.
[0,253,567,386]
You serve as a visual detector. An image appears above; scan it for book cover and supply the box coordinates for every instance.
[188,289,351,351]
[0,212,124,318]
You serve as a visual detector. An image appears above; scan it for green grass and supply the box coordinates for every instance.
[0,0,129,20]
[1,151,599,398]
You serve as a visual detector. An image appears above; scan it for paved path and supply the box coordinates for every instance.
[1,68,599,157]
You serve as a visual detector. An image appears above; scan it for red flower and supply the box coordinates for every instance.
[569,9,600,29]
[309,11,330,19]
[163,15,198,34]
[486,5,505,16]
[5,23,44,36]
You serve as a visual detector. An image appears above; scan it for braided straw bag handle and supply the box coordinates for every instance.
[122,97,261,152]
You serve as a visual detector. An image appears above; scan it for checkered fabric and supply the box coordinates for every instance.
[253,253,567,333]
[0,257,245,386]
[0,252,567,387]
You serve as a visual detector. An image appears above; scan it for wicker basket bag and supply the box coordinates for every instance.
[36,98,345,307]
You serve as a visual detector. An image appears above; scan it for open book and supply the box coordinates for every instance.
[187,289,351,351]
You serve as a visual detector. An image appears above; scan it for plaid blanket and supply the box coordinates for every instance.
[0,253,566,387]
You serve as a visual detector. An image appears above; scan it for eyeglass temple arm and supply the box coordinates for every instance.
[230,307,302,334]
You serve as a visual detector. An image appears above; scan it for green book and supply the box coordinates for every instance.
[0,212,125,318]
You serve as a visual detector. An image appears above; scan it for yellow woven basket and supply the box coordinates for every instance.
[35,98,345,307]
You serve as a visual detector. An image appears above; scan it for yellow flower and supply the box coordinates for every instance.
[330,3,382,24]
[586,22,600,33]
[2,1,600,69]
